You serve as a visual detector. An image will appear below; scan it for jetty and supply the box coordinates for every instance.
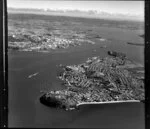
[76,100,141,107]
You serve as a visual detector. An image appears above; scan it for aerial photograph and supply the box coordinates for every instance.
[8,0,145,128]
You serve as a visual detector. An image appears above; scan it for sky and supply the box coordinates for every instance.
[7,0,144,16]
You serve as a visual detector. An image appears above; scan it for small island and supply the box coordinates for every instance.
[139,34,144,39]
[127,42,144,46]
[40,51,144,111]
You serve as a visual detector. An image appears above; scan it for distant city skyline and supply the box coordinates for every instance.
[7,0,144,16]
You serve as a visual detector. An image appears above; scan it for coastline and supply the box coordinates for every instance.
[8,49,145,127]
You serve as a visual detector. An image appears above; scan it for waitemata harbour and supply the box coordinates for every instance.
[8,13,144,128]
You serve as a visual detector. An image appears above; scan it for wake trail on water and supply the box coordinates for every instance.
[28,72,39,78]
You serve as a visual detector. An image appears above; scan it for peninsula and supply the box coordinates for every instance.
[40,51,145,111]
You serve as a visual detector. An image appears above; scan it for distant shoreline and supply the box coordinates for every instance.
[8,10,144,23]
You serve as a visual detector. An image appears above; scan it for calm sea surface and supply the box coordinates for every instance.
[8,25,145,128]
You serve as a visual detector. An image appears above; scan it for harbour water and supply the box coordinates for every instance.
[8,24,145,128]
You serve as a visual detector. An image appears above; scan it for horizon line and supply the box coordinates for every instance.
[7,7,144,16]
